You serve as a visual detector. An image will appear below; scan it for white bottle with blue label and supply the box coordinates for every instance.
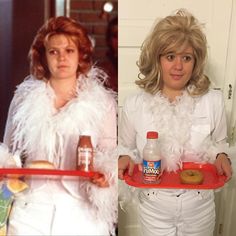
[143,131,162,184]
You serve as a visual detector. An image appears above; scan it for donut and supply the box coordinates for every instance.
[180,169,204,185]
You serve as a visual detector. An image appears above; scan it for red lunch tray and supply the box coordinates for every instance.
[0,168,102,178]
[124,162,226,189]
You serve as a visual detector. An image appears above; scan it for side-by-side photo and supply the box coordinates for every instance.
[118,0,236,236]
[1,0,236,236]
[0,0,117,235]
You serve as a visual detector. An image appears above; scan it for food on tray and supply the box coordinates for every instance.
[6,178,28,194]
[180,169,204,185]
[0,177,29,235]
[26,160,55,169]
[0,224,6,236]
[124,163,225,189]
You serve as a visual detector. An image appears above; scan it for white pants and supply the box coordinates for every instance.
[138,189,215,236]
[7,182,109,235]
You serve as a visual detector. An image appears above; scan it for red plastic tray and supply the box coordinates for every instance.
[0,168,101,178]
[124,162,226,189]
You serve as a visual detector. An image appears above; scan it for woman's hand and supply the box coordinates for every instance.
[91,173,109,188]
[214,153,232,182]
[118,155,135,180]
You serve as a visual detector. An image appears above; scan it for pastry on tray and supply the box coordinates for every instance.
[180,169,204,185]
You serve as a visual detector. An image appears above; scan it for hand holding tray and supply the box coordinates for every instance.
[124,162,226,189]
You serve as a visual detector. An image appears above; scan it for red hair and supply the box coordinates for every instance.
[28,16,93,80]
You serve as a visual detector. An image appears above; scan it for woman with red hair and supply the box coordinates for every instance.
[3,16,117,235]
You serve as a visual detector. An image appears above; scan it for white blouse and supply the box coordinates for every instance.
[2,68,118,234]
[119,89,228,171]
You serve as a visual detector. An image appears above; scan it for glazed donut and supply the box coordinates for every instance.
[180,169,204,185]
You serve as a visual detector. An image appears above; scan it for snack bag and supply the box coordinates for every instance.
[0,143,28,235]
[0,178,28,236]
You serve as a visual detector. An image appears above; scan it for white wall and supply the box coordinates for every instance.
[119,0,233,108]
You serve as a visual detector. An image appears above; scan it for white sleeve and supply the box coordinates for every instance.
[75,97,118,235]
[3,96,17,148]
[93,97,117,187]
[0,96,22,167]
[211,90,228,143]
[119,95,140,162]
[97,98,117,150]
[206,90,229,161]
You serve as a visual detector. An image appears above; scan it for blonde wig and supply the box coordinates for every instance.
[136,9,210,96]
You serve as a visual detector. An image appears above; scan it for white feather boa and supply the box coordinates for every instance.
[10,68,115,164]
[5,67,117,234]
[0,143,21,168]
[146,90,228,171]
[148,91,195,171]
[119,90,232,211]
[79,149,118,235]
[123,90,229,172]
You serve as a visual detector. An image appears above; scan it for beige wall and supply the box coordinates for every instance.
[118,0,234,110]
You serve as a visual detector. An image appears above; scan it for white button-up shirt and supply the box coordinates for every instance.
[119,89,228,171]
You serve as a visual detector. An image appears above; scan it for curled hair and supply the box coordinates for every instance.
[136,9,210,96]
[28,16,93,80]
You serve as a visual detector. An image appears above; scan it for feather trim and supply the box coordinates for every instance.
[62,149,118,235]
[0,143,21,168]
[148,91,227,171]
[10,67,115,166]
[84,149,118,235]
[6,67,117,233]
[149,91,195,171]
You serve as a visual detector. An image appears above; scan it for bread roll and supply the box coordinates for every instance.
[26,160,55,169]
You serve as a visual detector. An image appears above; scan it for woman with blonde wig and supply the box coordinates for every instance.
[119,9,232,236]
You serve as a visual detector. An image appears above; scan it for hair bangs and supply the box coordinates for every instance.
[161,32,190,55]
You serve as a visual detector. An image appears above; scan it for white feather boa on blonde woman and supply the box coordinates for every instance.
[120,90,230,172]
[3,67,117,234]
